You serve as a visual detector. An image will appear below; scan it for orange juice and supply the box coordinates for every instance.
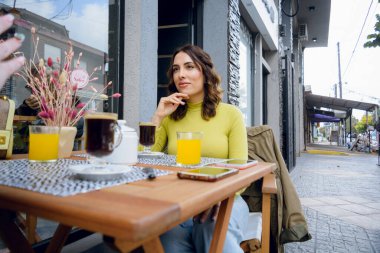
[176,139,202,165]
[29,133,59,162]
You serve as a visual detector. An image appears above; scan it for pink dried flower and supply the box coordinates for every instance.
[48,110,55,120]
[76,103,85,109]
[52,70,59,78]
[38,111,49,119]
[47,57,53,67]
[111,93,121,98]
[90,86,98,92]
[70,110,78,120]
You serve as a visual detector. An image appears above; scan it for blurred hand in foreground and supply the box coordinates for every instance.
[0,14,25,89]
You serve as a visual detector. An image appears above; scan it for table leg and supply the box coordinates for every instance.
[209,195,235,253]
[45,224,72,253]
[26,214,40,244]
[0,209,34,253]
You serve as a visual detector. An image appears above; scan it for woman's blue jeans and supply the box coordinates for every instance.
[160,195,249,253]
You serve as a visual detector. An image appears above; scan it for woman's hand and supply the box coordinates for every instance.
[0,14,25,89]
[193,202,221,224]
[151,93,189,126]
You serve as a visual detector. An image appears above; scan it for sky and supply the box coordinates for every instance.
[304,0,380,120]
[1,0,108,52]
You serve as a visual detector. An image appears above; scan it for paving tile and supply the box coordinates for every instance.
[300,198,328,206]
[313,196,352,205]
[339,196,374,204]
[311,205,358,217]
[363,202,380,210]
[338,204,380,215]
[341,215,380,230]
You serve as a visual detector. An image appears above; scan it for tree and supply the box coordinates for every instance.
[354,115,374,133]
[364,2,380,48]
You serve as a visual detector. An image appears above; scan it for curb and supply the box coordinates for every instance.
[304,149,349,156]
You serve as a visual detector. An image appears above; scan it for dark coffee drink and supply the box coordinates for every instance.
[139,123,156,147]
[85,113,118,156]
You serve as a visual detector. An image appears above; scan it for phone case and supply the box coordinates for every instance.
[177,167,239,182]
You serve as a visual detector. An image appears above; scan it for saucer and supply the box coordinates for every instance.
[68,164,132,181]
[138,151,164,159]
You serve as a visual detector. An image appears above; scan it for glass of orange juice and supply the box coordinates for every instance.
[29,126,60,162]
[176,132,203,166]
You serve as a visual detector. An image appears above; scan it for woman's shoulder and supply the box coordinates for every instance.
[218,102,242,114]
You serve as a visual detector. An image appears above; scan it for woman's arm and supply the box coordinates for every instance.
[151,93,189,127]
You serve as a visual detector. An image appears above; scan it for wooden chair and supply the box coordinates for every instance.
[240,173,277,253]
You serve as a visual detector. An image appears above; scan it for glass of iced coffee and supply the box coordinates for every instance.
[139,122,156,154]
[84,112,122,159]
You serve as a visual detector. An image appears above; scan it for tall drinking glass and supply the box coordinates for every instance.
[139,122,156,153]
[28,126,60,163]
[176,132,203,166]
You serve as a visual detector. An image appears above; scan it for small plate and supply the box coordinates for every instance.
[68,164,132,181]
[138,151,164,159]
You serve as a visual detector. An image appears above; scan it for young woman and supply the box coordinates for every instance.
[152,44,249,253]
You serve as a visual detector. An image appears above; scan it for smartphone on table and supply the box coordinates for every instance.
[177,167,238,182]
[213,159,258,170]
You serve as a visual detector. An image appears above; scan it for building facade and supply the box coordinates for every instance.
[2,0,331,169]
[121,0,331,170]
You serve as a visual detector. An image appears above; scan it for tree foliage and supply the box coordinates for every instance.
[354,115,374,133]
[364,10,380,48]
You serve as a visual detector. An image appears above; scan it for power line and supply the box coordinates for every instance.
[343,87,380,103]
[11,0,60,5]
[343,0,374,78]
[49,0,72,20]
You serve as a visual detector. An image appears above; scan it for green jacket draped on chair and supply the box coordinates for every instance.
[242,125,311,253]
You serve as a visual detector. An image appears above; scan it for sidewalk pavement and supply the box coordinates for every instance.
[285,145,380,253]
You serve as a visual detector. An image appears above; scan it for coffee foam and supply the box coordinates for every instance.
[84,112,118,120]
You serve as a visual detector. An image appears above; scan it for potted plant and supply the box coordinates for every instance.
[16,27,121,158]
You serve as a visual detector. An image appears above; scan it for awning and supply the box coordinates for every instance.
[305,93,378,112]
[309,113,341,123]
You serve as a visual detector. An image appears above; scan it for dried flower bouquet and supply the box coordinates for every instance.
[17,28,121,127]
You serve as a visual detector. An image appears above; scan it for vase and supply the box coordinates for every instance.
[58,126,77,158]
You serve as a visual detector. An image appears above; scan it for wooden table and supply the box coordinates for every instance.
[0,156,275,253]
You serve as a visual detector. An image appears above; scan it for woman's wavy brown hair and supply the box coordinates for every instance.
[167,44,223,121]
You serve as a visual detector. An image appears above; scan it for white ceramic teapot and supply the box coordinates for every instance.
[103,120,138,165]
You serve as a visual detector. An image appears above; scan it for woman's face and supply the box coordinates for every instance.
[172,51,204,103]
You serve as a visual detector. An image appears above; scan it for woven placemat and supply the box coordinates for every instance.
[0,159,171,197]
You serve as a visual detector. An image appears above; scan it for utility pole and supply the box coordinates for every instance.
[337,42,344,146]
[337,42,342,99]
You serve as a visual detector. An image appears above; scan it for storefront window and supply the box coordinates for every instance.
[44,44,61,64]
[239,20,253,125]
[0,1,109,110]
